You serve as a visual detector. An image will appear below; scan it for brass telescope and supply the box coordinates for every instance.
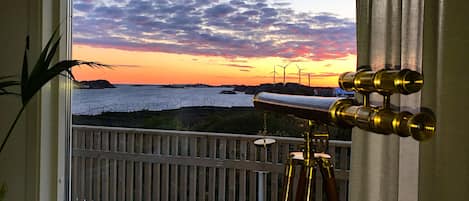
[253,69,436,141]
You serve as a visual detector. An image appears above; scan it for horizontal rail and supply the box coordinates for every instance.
[71,125,351,201]
[72,125,352,147]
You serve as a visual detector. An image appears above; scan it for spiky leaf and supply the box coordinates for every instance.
[0,76,20,96]
[21,37,29,103]
[20,30,108,105]
[1,33,109,155]
[28,29,60,82]
[22,59,108,105]
[0,183,6,201]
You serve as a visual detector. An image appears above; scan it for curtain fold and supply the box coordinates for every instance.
[350,0,424,200]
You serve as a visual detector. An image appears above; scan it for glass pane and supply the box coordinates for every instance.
[71,1,355,200]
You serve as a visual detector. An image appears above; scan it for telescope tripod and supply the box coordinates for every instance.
[282,121,339,201]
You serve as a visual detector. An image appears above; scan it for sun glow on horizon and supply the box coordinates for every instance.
[72,44,356,87]
[72,0,356,87]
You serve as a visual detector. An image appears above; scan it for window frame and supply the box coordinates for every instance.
[27,0,74,201]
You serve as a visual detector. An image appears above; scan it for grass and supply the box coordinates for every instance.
[72,106,351,140]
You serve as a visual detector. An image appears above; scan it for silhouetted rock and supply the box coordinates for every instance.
[234,85,248,92]
[219,90,236,94]
[75,80,115,89]
[232,83,336,96]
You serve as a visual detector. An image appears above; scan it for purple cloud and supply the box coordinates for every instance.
[74,3,94,12]
[205,4,236,17]
[73,0,356,61]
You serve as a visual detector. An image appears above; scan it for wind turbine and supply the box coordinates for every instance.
[270,65,279,83]
[307,73,312,87]
[277,62,291,85]
[296,64,305,84]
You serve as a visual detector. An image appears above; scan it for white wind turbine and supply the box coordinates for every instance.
[277,62,292,85]
[270,65,279,83]
[296,64,305,84]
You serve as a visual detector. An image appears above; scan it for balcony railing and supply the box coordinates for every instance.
[72,125,351,201]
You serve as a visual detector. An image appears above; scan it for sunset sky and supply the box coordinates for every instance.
[72,0,356,86]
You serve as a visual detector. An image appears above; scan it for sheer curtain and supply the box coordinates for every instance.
[350,0,424,201]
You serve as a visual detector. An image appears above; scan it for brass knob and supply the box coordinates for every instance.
[408,112,436,141]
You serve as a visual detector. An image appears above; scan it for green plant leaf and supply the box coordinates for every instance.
[65,69,76,80]
[1,32,109,155]
[22,59,108,105]
[43,35,62,71]
[28,29,59,81]
[21,37,29,103]
[0,183,7,201]
[23,29,60,104]
[0,76,20,96]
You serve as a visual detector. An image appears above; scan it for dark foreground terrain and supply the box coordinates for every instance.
[73,106,351,140]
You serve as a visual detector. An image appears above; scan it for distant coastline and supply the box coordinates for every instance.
[74,79,349,97]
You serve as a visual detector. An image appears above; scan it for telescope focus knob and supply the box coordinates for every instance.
[408,112,436,141]
[376,69,423,95]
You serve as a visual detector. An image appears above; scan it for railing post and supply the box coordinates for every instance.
[257,171,268,201]
[71,126,351,201]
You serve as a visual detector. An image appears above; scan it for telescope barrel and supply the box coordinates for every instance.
[338,69,423,95]
[253,92,343,124]
[253,92,435,141]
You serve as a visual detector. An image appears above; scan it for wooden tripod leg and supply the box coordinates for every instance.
[304,164,316,201]
[295,120,316,201]
[294,163,306,201]
[281,155,296,201]
[318,157,339,201]
[294,164,315,201]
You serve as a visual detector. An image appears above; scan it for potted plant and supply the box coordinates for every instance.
[0,31,107,201]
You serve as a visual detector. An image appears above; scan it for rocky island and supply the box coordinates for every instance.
[74,80,116,89]
[233,82,337,97]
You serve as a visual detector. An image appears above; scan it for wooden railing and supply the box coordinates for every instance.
[72,125,351,201]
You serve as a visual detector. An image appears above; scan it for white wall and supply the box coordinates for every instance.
[0,0,36,201]
[0,0,67,201]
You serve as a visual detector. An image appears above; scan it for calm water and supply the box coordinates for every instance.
[72,85,254,115]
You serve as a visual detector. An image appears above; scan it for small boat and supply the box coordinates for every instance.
[219,90,237,94]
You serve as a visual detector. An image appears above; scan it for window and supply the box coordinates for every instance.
[70,0,356,200]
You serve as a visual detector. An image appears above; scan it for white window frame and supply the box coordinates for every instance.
[24,0,73,201]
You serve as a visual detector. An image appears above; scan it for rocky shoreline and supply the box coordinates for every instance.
[233,82,336,96]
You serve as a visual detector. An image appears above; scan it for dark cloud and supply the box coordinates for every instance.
[242,10,259,16]
[73,0,356,61]
[112,64,143,68]
[205,4,236,17]
[74,3,94,12]
[225,64,256,69]
[307,72,339,77]
[93,6,125,18]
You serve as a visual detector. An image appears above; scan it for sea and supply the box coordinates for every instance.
[72,85,254,115]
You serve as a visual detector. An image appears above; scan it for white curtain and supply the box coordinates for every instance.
[350,0,424,201]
